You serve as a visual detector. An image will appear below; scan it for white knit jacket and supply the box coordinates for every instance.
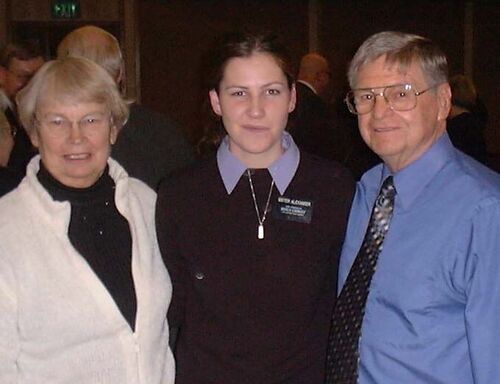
[0,156,175,383]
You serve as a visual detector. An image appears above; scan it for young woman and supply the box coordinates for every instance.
[156,32,354,384]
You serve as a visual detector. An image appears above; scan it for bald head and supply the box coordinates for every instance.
[57,25,123,84]
[298,53,330,95]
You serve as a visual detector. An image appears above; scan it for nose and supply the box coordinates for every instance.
[372,92,392,119]
[247,95,264,118]
[67,122,84,143]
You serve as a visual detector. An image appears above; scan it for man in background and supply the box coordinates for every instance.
[447,74,488,165]
[288,53,340,160]
[0,41,44,175]
[0,103,18,196]
[57,25,195,189]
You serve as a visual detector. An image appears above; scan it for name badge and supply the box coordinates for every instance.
[273,196,313,224]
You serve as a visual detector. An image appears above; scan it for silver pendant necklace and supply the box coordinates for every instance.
[247,169,274,240]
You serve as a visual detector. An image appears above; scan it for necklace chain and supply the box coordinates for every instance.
[247,169,274,240]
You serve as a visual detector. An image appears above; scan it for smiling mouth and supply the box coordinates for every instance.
[64,153,91,160]
[373,126,398,133]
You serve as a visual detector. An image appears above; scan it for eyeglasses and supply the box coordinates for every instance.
[345,83,439,115]
[35,113,111,136]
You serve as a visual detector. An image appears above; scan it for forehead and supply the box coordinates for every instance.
[222,52,286,83]
[37,99,107,116]
[8,56,44,74]
[356,55,426,88]
[37,76,106,107]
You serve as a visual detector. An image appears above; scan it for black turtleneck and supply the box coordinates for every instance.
[37,162,137,330]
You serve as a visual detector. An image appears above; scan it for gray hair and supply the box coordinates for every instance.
[16,57,129,135]
[348,31,448,88]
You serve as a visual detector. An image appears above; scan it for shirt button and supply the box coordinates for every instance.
[195,272,204,280]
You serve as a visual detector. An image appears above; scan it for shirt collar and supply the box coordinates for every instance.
[297,80,318,94]
[375,132,455,210]
[217,132,300,195]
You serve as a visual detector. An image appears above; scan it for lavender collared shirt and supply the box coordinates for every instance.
[216,132,300,195]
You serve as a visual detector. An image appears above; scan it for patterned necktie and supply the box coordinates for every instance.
[325,176,396,384]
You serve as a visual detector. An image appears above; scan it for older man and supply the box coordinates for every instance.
[325,31,500,384]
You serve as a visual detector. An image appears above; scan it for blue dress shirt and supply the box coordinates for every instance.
[339,133,500,384]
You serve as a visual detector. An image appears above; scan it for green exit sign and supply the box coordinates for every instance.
[51,0,81,19]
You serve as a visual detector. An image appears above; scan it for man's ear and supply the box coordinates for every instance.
[209,89,222,116]
[437,83,452,121]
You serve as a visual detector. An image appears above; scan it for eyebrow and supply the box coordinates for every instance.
[41,110,107,118]
[223,81,287,90]
[353,83,410,91]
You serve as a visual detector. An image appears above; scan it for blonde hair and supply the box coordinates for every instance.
[16,57,129,135]
[57,25,123,81]
[348,31,448,88]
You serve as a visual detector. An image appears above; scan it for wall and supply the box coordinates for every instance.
[474,3,500,153]
[138,0,309,143]
[3,0,138,100]
[138,0,499,153]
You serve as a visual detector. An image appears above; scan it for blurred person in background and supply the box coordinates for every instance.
[288,52,339,160]
[0,107,18,195]
[447,74,488,165]
[0,41,44,175]
[57,25,195,189]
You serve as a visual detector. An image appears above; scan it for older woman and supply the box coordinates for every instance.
[0,57,174,383]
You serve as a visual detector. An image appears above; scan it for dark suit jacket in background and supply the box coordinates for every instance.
[0,166,21,197]
[112,104,195,190]
[5,107,37,177]
[288,82,340,161]
[447,112,488,165]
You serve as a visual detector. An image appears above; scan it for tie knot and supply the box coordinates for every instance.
[381,176,396,198]
[376,176,396,209]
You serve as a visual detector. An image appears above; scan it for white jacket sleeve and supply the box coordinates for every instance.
[0,252,19,383]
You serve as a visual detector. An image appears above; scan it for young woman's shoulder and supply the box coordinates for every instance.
[157,156,218,195]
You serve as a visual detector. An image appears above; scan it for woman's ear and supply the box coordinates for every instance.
[288,83,297,113]
[109,124,119,145]
[209,89,222,116]
[29,127,40,148]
